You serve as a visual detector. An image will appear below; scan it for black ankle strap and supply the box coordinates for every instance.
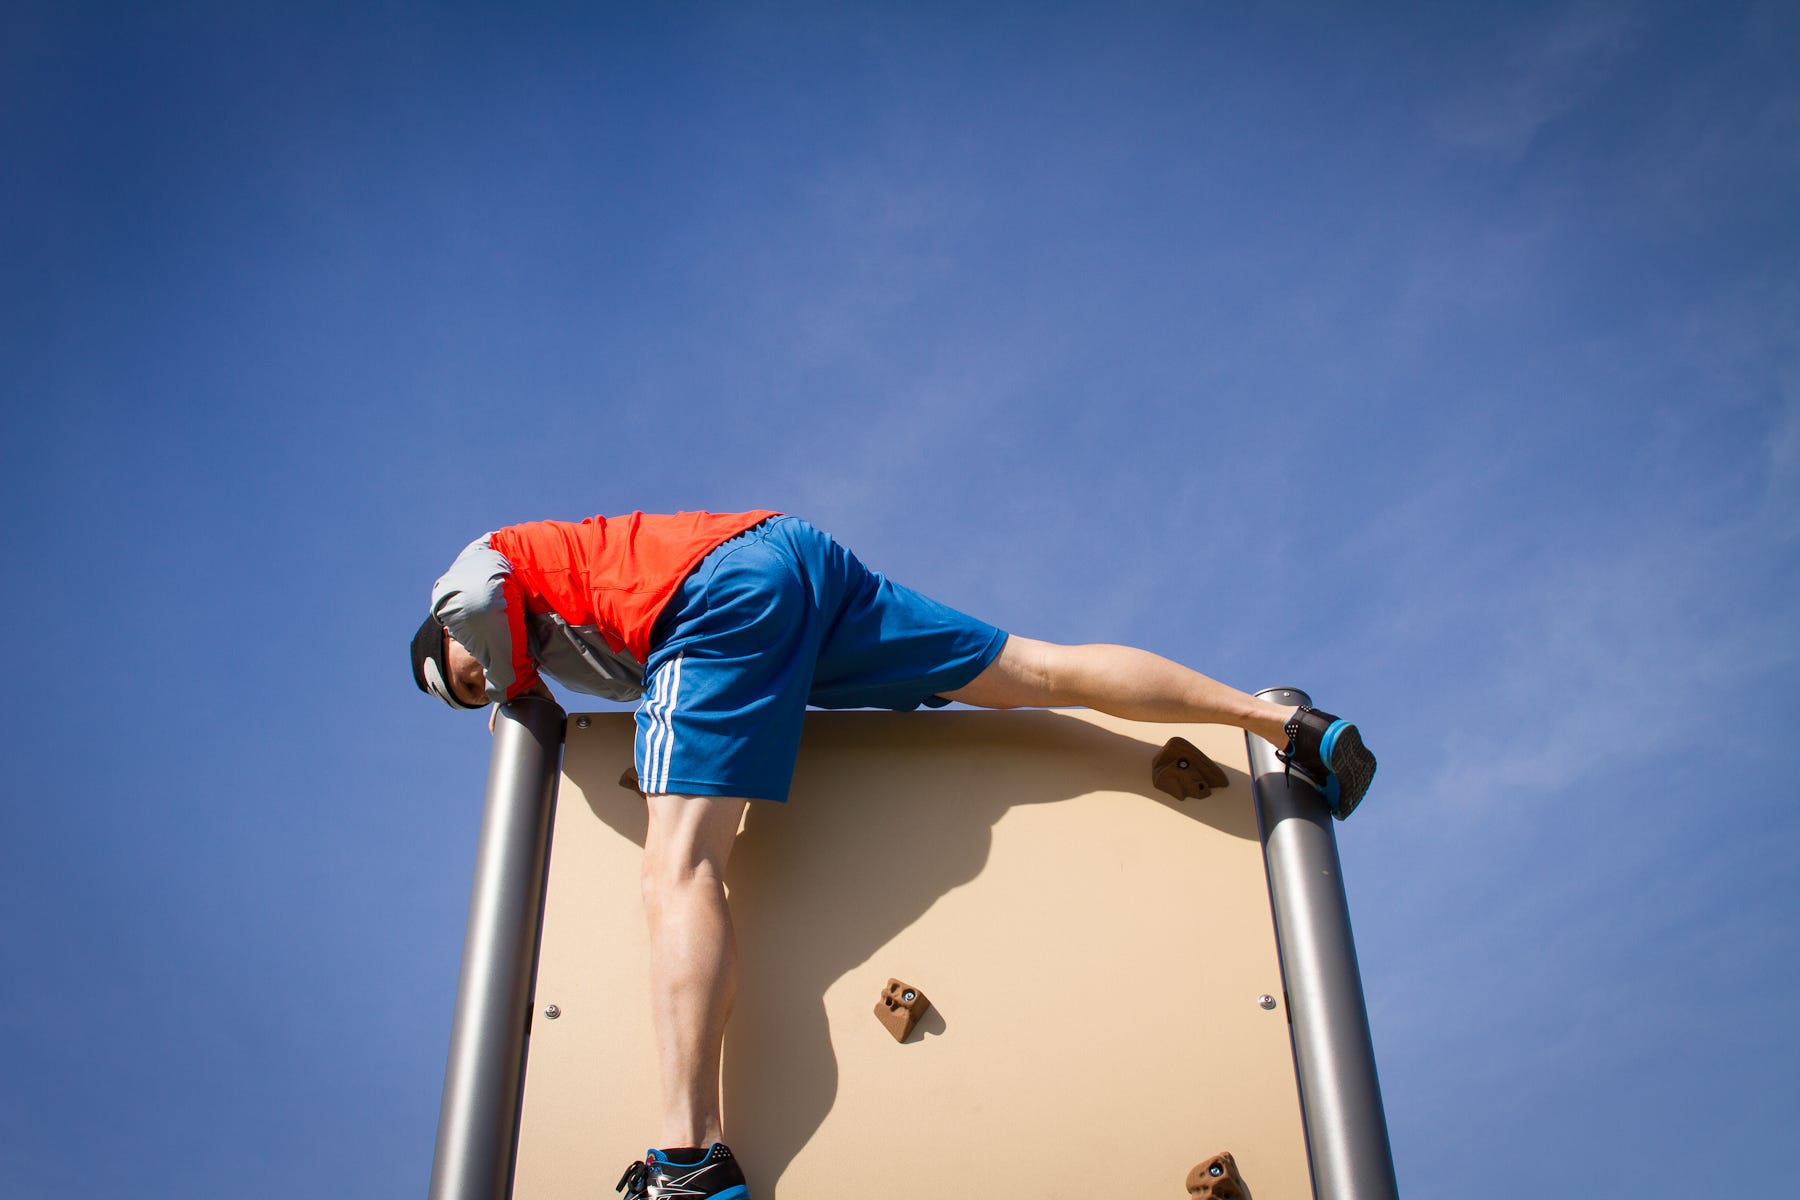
[1284,704,1313,746]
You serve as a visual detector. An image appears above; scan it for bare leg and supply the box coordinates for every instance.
[640,792,750,1149]
[939,635,1296,745]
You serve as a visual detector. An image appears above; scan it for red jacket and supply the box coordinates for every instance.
[432,510,778,703]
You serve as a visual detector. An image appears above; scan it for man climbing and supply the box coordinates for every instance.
[410,510,1375,1200]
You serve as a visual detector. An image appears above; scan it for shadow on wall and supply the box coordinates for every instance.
[582,709,1256,1192]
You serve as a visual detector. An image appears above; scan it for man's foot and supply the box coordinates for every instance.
[1278,706,1377,820]
[616,1144,750,1200]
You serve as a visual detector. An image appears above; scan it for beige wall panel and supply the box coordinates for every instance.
[514,710,1309,1198]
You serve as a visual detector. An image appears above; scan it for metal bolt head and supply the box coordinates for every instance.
[1258,994,1277,1010]
[543,1004,561,1019]
[902,990,917,1003]
[1210,1164,1224,1177]
[575,716,591,729]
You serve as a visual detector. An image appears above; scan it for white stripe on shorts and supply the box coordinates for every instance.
[644,653,683,794]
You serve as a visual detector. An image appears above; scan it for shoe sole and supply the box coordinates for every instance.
[646,1181,748,1199]
[1320,720,1376,821]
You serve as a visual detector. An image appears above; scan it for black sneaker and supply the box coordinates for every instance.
[616,1144,750,1200]
[1278,706,1377,820]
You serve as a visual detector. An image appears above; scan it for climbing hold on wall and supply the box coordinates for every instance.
[874,978,931,1042]
[1184,1151,1249,1198]
[1152,737,1229,801]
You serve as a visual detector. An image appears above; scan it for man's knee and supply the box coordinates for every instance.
[640,794,747,908]
[942,636,1061,709]
[640,852,722,918]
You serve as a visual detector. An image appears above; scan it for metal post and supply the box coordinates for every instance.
[1247,687,1399,1200]
[429,696,567,1200]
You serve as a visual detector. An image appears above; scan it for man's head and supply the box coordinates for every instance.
[410,615,490,710]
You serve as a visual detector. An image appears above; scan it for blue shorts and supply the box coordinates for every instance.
[633,517,1008,802]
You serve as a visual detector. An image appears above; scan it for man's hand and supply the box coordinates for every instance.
[489,679,555,734]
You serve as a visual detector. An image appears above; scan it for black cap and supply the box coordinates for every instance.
[411,614,485,710]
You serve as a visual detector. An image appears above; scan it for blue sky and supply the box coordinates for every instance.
[3,2,1796,1195]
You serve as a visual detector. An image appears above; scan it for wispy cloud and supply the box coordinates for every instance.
[1432,1,1640,159]
[1760,349,1800,541]
[1429,529,1793,810]
[1295,259,1797,860]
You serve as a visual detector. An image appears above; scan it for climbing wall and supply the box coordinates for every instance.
[512,710,1311,1198]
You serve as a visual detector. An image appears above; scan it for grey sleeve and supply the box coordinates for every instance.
[430,535,530,705]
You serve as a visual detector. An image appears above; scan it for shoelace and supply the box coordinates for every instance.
[616,1160,650,1199]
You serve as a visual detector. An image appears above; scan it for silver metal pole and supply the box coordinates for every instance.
[1248,687,1399,1200]
[429,696,567,1200]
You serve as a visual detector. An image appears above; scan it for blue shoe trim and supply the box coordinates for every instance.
[711,1187,749,1200]
[1319,719,1349,772]
[649,1144,722,1167]
[1324,774,1340,812]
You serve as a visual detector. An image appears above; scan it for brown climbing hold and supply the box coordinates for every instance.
[1152,737,1229,801]
[1185,1151,1249,1199]
[874,978,930,1042]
